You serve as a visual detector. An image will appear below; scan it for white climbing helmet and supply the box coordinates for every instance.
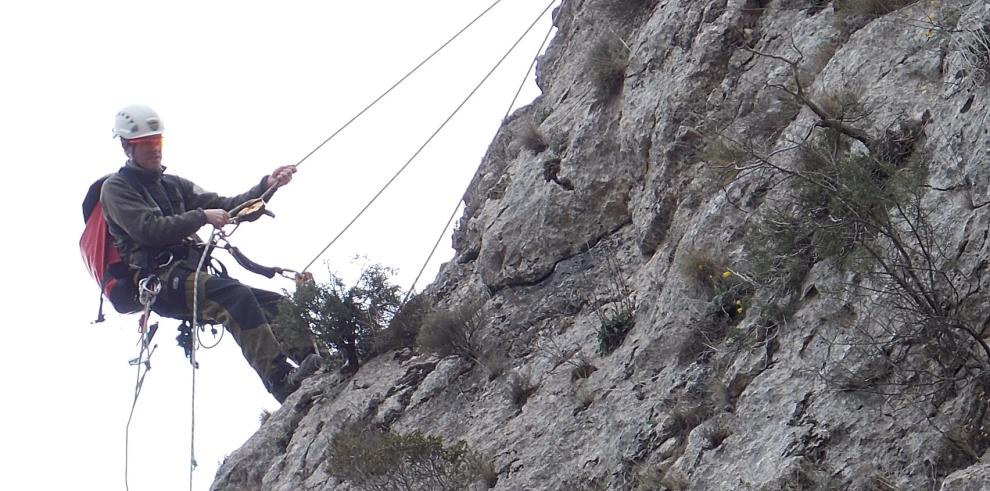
[113,105,164,139]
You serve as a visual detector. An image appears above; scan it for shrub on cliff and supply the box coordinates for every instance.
[416,299,485,360]
[331,421,495,491]
[277,264,401,366]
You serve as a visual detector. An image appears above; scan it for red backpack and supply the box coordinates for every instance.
[81,175,143,321]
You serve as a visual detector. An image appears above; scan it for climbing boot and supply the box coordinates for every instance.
[270,353,324,403]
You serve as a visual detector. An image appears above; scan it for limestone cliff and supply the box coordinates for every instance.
[212,1,990,489]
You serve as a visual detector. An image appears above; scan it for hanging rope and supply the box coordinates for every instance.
[188,229,218,491]
[403,200,464,304]
[290,0,507,170]
[403,6,557,301]
[249,0,510,206]
[301,0,559,274]
[125,277,161,491]
[503,9,556,121]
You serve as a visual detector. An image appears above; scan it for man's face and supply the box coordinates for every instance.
[125,134,163,170]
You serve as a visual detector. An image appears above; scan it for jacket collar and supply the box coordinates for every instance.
[122,160,167,185]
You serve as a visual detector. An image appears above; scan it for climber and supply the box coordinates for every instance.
[100,104,322,403]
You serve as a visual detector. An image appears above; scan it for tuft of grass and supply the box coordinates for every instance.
[258,409,272,426]
[665,393,715,442]
[586,37,629,103]
[595,304,636,356]
[416,300,486,361]
[591,253,637,356]
[505,371,540,408]
[570,351,599,380]
[373,294,433,355]
[515,118,549,154]
[480,346,511,381]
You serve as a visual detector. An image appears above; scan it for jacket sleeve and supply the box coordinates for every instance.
[176,175,274,211]
[101,176,208,247]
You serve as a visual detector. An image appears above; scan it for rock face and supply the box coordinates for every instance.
[213,1,990,489]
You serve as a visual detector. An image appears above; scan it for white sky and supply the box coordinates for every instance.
[0,1,554,489]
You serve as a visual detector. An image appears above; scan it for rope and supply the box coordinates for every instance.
[301,0,559,274]
[503,9,556,122]
[250,0,510,206]
[291,0,507,170]
[188,230,217,491]
[125,278,161,491]
[403,200,464,304]
[402,3,557,301]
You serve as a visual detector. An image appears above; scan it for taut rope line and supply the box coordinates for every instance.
[301,0,559,274]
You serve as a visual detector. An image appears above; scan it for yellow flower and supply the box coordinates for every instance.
[736,307,744,315]
[735,300,742,306]
[721,271,732,279]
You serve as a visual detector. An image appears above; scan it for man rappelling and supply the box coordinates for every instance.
[98,104,323,403]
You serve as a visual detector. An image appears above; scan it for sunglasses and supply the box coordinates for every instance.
[127,134,163,146]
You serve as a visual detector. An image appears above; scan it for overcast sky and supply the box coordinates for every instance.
[0,1,554,489]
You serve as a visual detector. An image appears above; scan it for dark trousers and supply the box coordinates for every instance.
[152,262,316,386]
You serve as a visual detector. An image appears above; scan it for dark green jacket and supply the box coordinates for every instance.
[100,161,270,270]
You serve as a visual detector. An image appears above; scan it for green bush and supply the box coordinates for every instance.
[331,421,495,491]
[277,264,400,366]
[595,304,635,356]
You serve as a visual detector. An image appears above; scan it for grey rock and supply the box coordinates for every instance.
[213,1,990,490]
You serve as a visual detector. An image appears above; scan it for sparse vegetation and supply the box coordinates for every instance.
[706,44,990,439]
[954,21,990,87]
[505,370,540,408]
[479,346,511,381]
[595,304,635,356]
[835,0,919,19]
[598,0,657,21]
[277,264,401,367]
[515,118,549,154]
[537,337,598,379]
[592,255,637,356]
[678,253,755,364]
[373,294,433,355]
[668,397,714,441]
[331,420,495,491]
[416,299,486,361]
[586,36,629,103]
[570,352,598,380]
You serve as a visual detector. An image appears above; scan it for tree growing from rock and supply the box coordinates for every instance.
[277,264,402,367]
